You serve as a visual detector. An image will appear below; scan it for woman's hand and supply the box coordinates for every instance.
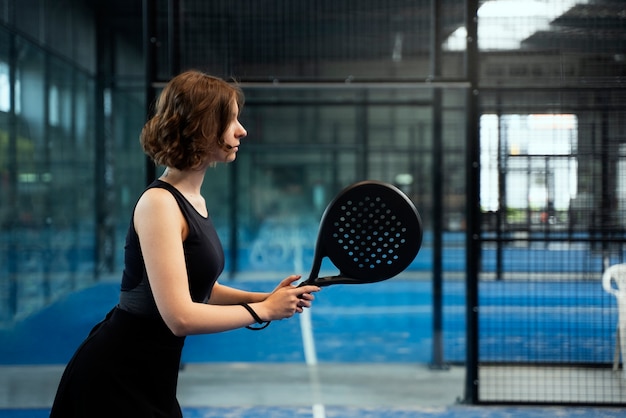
[254,275,320,321]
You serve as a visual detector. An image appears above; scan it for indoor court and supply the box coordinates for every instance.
[2,0,626,417]
[1,274,626,416]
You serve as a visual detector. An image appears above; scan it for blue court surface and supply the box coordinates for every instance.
[0,278,614,365]
[0,406,624,418]
[0,275,621,417]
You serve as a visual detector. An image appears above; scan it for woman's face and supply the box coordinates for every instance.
[216,100,247,163]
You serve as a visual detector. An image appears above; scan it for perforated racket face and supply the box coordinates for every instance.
[318,181,422,283]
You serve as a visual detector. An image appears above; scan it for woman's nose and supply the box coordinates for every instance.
[238,122,247,138]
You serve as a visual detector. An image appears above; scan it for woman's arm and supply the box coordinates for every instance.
[134,188,319,337]
[208,281,270,305]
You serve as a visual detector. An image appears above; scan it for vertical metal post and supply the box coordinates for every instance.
[496,98,504,280]
[43,52,51,301]
[600,99,612,255]
[168,0,181,76]
[143,0,158,185]
[228,162,239,278]
[430,0,447,370]
[464,0,481,405]
[357,90,369,180]
[7,18,18,320]
[94,1,116,278]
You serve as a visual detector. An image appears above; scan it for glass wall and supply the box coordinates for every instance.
[0,0,147,323]
[0,27,97,321]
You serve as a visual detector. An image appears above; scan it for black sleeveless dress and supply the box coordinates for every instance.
[50,180,225,418]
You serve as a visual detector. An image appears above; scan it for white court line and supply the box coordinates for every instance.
[300,300,326,418]
[312,403,326,418]
[294,232,326,418]
[300,308,317,365]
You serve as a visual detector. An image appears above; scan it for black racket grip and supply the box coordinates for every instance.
[298,275,362,287]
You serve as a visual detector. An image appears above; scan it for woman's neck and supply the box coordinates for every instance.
[159,167,206,195]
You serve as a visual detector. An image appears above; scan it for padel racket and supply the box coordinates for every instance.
[245,180,422,330]
[299,180,422,288]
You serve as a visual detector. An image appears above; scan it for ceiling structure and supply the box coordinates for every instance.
[101,0,625,81]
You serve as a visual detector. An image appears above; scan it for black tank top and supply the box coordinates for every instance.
[119,180,225,317]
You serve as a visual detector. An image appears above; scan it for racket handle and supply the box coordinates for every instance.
[299,275,363,287]
[297,278,315,288]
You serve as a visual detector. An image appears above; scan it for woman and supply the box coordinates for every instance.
[50,70,320,417]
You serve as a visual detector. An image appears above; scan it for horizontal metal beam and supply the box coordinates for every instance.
[151,79,472,90]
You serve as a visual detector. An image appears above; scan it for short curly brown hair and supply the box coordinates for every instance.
[140,70,245,170]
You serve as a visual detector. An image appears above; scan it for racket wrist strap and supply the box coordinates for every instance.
[240,303,270,331]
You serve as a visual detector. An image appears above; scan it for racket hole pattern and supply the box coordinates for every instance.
[327,184,421,275]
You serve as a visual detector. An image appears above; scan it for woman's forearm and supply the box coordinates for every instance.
[208,282,269,305]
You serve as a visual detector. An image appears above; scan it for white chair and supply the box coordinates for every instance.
[602,263,626,379]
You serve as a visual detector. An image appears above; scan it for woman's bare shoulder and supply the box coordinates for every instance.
[134,187,182,226]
